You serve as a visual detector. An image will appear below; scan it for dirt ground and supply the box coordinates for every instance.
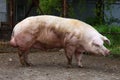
[0,51,120,80]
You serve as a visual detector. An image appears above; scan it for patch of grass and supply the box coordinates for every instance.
[94,25,120,33]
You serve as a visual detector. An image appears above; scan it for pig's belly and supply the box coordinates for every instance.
[32,41,62,50]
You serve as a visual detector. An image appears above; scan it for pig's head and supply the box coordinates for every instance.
[85,36,110,56]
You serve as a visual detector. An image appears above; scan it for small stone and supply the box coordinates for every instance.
[9,58,12,61]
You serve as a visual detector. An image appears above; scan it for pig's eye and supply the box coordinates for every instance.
[92,41,100,47]
[94,43,100,47]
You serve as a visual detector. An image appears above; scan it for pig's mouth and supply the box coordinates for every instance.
[101,50,110,56]
[88,50,110,56]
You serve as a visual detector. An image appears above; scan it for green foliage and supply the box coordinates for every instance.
[38,0,77,17]
[94,25,120,56]
[94,25,120,32]
[38,0,61,15]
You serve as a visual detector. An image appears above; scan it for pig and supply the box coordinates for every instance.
[10,15,110,67]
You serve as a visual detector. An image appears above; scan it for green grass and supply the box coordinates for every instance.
[94,25,120,57]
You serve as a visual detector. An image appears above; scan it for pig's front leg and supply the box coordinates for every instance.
[75,52,83,68]
[64,45,76,68]
[18,49,31,67]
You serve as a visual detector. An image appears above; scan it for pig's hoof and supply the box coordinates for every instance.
[78,65,83,68]
[22,62,33,67]
[67,64,72,68]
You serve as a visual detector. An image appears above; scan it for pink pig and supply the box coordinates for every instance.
[10,15,110,67]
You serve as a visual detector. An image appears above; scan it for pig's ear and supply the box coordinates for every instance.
[102,36,111,45]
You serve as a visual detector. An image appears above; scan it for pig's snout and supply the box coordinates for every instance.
[104,49,110,56]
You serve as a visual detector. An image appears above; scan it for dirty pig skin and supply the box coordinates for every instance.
[10,15,110,67]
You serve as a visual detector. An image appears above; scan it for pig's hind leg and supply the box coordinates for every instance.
[17,42,34,67]
[18,49,31,67]
[16,36,35,66]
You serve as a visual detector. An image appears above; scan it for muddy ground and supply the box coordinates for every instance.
[0,51,120,80]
